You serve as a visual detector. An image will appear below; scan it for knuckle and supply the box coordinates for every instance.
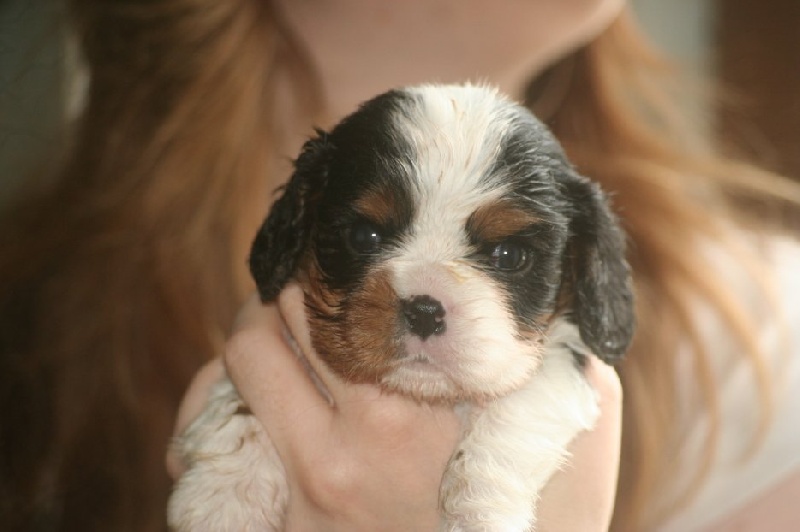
[600,367,623,405]
[588,357,623,404]
[304,455,361,510]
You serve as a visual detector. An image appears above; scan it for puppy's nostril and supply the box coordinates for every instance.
[402,295,446,340]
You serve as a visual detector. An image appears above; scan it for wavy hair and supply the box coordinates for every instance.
[1,2,797,530]
[536,12,799,529]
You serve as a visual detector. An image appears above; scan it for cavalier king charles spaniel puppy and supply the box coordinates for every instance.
[168,84,634,531]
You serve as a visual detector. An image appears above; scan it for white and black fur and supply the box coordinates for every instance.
[168,84,635,531]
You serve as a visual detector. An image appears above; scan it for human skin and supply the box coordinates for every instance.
[276,0,624,118]
[169,2,628,529]
[272,0,625,158]
[170,1,800,529]
[169,287,623,531]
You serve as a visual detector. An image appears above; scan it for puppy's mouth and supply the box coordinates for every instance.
[393,347,452,371]
[392,352,451,377]
[404,353,433,365]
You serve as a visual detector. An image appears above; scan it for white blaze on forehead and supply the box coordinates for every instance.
[378,86,543,398]
[389,84,520,264]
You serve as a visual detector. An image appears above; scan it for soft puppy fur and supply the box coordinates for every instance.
[168,84,635,531]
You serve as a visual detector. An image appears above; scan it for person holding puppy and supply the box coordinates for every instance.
[2,0,799,530]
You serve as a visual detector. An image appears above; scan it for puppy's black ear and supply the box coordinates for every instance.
[565,174,635,363]
[249,131,331,302]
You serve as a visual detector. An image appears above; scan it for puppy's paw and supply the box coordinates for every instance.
[440,445,537,532]
[438,334,602,532]
[168,378,288,531]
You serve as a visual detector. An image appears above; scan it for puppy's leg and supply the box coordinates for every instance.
[440,326,600,532]
[168,376,288,532]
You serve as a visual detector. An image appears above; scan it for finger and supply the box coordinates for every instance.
[537,357,623,531]
[166,357,225,479]
[276,283,349,404]
[224,293,335,451]
[276,284,403,410]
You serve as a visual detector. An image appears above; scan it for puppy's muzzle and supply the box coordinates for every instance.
[401,295,446,340]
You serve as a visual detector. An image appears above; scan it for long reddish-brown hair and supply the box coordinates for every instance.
[1,1,797,530]
[1,1,292,528]
[540,12,800,529]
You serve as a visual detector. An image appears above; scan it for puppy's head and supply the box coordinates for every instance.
[250,84,634,401]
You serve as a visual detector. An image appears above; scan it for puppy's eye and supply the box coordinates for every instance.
[490,241,530,272]
[348,222,383,254]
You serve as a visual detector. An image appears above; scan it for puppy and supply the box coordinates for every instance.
[168,84,634,531]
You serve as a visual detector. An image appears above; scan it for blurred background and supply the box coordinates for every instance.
[1,0,799,210]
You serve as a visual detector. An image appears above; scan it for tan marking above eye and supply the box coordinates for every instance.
[354,185,402,227]
[467,200,541,243]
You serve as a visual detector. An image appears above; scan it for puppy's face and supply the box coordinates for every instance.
[251,85,634,402]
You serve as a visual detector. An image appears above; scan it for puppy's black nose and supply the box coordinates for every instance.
[402,295,446,340]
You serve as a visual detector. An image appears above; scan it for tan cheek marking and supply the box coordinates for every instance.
[468,200,540,242]
[342,269,403,380]
[305,265,402,384]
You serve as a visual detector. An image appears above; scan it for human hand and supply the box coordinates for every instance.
[168,284,623,532]
[536,350,623,531]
